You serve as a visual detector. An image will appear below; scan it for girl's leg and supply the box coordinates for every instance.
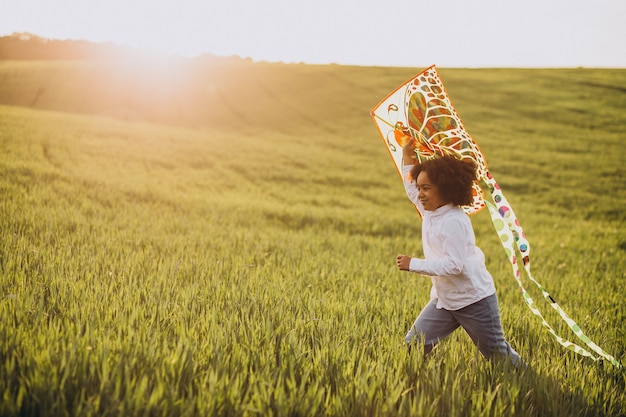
[405,298,460,354]
[451,294,524,367]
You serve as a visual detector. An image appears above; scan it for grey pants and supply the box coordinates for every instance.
[405,294,523,367]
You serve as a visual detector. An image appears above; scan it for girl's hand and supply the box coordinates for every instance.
[402,141,417,165]
[396,254,412,271]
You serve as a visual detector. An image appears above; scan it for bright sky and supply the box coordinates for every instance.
[2,0,625,67]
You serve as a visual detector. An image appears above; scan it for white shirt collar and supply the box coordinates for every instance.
[428,203,456,218]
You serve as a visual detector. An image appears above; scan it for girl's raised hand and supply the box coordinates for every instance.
[402,141,417,165]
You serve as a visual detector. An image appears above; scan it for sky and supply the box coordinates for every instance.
[2,0,625,68]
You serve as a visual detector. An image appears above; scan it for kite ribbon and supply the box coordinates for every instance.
[451,158,620,368]
[483,189,621,367]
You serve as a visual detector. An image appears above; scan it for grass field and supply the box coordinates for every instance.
[0,59,625,416]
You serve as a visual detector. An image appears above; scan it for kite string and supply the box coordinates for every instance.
[483,174,622,368]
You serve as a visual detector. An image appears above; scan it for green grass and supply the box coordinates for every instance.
[0,60,625,416]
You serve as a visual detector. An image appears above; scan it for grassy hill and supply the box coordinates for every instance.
[2,59,624,219]
[0,58,625,416]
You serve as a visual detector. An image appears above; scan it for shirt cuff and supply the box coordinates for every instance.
[409,258,421,273]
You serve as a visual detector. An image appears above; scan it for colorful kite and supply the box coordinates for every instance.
[370,65,621,368]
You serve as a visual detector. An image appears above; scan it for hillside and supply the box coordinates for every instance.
[1,58,625,220]
[0,58,399,132]
[0,33,408,131]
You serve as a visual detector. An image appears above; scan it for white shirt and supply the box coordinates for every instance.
[402,165,495,310]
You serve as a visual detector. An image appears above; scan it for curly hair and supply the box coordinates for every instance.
[410,155,477,207]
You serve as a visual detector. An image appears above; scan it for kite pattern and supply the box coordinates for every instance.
[370,65,621,368]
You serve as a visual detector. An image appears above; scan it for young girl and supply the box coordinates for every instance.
[396,142,523,367]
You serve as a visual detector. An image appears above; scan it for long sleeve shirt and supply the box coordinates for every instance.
[402,165,495,310]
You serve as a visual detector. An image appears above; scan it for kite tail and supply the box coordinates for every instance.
[483,172,622,369]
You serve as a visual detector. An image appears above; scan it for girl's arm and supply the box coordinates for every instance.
[401,142,422,212]
[398,217,468,276]
[402,141,417,166]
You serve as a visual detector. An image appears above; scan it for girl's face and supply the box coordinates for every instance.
[416,171,448,211]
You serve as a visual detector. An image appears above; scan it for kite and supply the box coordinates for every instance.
[370,64,621,368]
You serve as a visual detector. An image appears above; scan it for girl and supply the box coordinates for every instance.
[396,142,523,367]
